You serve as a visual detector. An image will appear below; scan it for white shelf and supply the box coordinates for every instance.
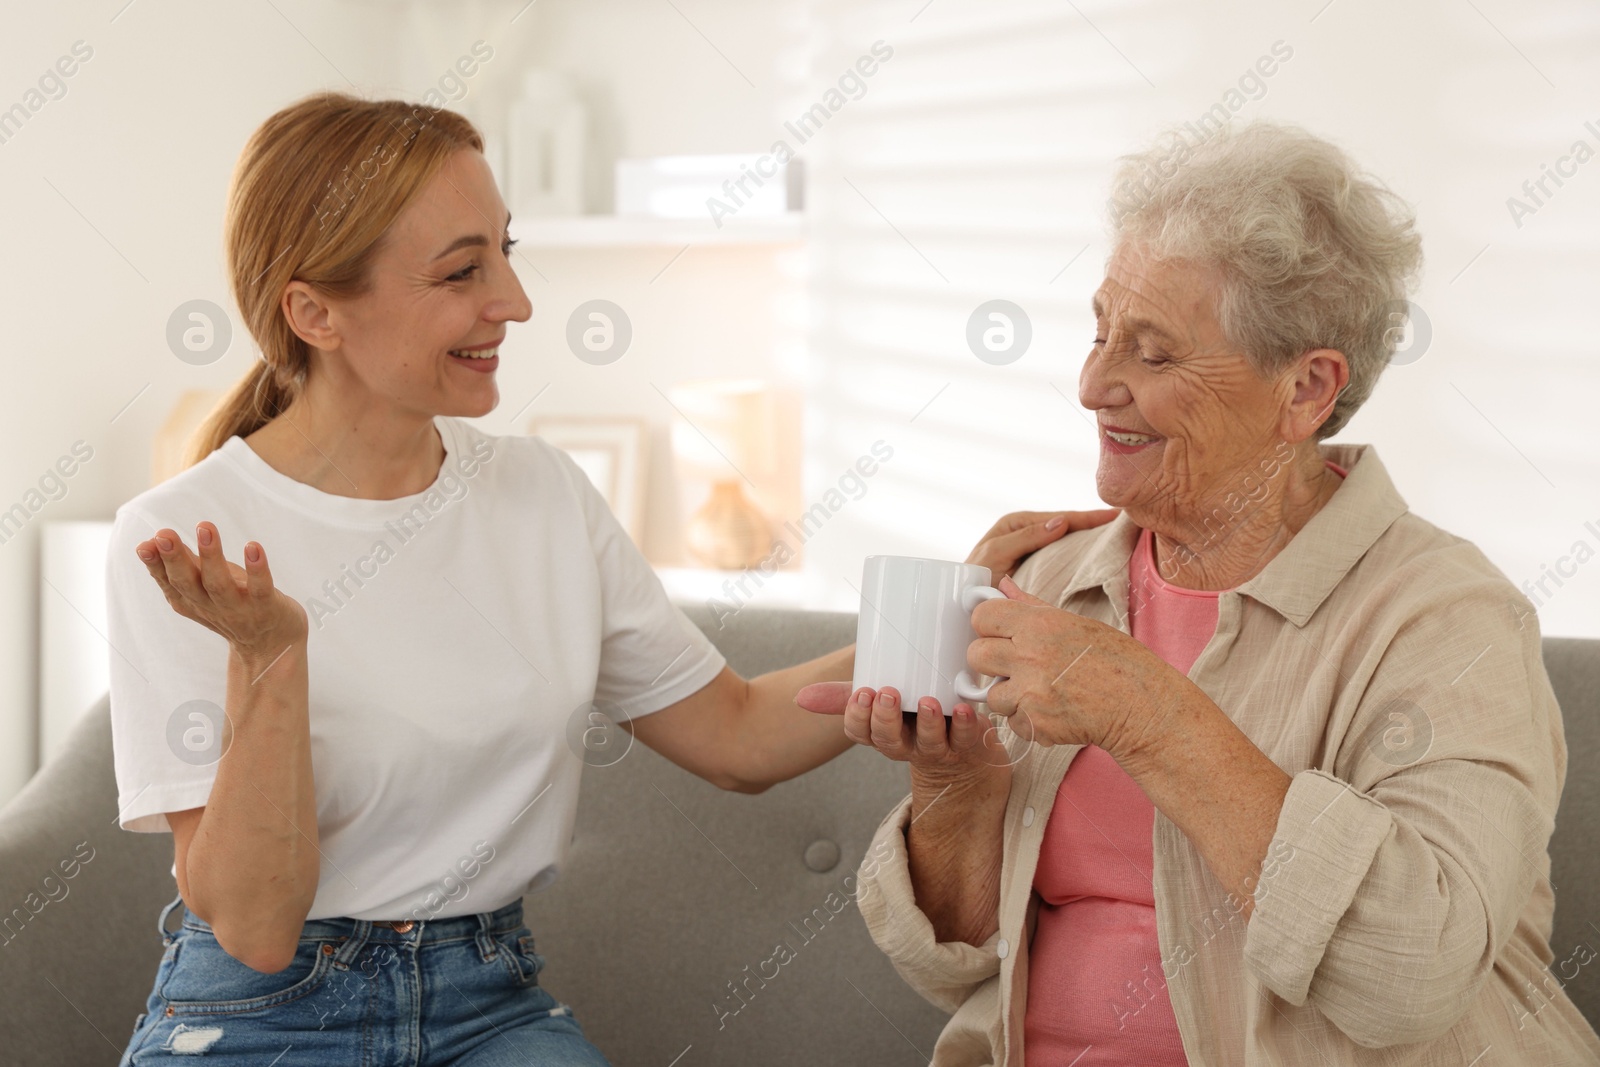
[510,213,805,248]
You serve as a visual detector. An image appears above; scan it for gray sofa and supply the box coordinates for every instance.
[1,606,1596,1065]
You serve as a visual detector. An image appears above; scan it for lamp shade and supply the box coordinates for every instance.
[666,379,777,485]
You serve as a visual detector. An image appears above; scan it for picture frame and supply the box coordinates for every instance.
[527,416,651,545]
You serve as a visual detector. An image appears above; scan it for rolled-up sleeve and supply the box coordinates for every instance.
[1243,572,1557,1049]
[1244,771,1401,1018]
[857,794,1003,1015]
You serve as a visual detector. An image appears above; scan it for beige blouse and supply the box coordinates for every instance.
[856,442,1600,1066]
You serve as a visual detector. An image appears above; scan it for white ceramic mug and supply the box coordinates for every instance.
[851,555,1007,715]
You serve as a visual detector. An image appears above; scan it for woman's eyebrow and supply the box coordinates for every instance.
[431,212,514,262]
[1091,293,1178,343]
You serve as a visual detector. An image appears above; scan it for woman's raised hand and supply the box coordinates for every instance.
[966,508,1121,581]
[134,521,308,658]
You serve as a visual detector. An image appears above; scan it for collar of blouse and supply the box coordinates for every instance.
[1053,442,1407,628]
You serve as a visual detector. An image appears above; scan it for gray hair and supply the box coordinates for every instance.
[1106,121,1423,440]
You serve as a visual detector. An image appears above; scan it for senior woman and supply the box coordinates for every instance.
[803,122,1600,1065]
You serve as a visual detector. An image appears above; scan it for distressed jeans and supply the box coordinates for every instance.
[117,893,612,1066]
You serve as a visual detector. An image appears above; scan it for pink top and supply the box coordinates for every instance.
[1023,461,1348,1065]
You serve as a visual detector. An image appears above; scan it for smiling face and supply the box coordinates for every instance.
[286,147,532,421]
[1080,242,1309,527]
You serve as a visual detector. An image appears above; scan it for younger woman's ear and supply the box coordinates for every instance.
[281,281,341,351]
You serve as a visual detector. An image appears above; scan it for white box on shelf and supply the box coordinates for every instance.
[615,154,804,221]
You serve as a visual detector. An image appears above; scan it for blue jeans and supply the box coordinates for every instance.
[117,893,612,1066]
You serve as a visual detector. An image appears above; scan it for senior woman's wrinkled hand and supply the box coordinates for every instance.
[970,575,1200,763]
[797,684,1014,798]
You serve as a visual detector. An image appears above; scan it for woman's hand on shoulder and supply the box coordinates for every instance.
[967,508,1120,581]
[134,521,308,657]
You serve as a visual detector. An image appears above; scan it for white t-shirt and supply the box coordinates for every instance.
[106,415,726,921]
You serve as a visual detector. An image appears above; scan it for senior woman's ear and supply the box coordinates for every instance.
[1283,347,1350,442]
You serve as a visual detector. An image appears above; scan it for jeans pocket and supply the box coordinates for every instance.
[494,928,546,989]
[160,929,337,1016]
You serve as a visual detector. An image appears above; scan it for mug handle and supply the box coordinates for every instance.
[954,585,1007,703]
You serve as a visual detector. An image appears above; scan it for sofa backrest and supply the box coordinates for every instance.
[1543,636,1600,1025]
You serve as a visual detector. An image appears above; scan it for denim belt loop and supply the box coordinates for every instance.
[473,909,498,961]
[157,891,185,945]
[335,919,374,970]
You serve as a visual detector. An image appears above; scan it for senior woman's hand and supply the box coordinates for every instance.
[826,686,1013,791]
[796,683,1013,810]
[969,575,1197,761]
[800,685,1013,947]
